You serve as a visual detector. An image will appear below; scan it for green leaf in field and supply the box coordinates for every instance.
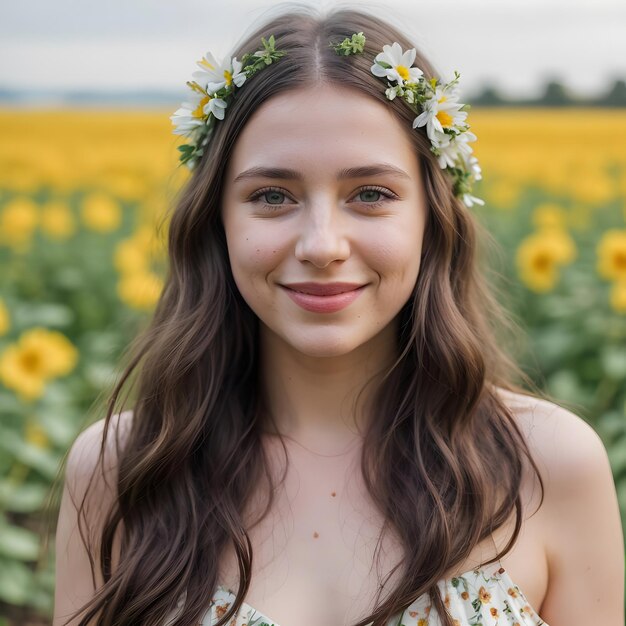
[53,266,84,289]
[82,330,123,357]
[0,558,34,604]
[0,429,60,479]
[10,302,75,328]
[39,380,73,406]
[84,362,117,388]
[0,479,48,513]
[35,562,56,592]
[598,411,626,440]
[533,327,575,363]
[601,345,626,379]
[0,520,39,561]
[30,584,55,613]
[37,408,79,447]
[0,391,22,416]
[546,369,586,405]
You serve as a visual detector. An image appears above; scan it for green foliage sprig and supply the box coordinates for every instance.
[330,31,366,56]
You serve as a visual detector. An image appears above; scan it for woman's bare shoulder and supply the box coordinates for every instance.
[494,386,604,467]
[65,410,134,496]
[54,410,135,625]
[495,386,624,623]
[493,385,611,495]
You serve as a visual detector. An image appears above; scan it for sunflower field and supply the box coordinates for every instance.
[0,107,625,624]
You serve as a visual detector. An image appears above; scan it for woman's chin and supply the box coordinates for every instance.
[273,328,366,358]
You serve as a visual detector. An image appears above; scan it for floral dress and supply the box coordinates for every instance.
[190,564,548,626]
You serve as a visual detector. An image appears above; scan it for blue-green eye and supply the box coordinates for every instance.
[353,185,398,209]
[263,189,286,204]
[249,185,397,212]
[249,187,291,210]
[359,189,384,203]
[250,187,287,206]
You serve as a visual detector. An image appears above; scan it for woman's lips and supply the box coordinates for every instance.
[280,285,367,313]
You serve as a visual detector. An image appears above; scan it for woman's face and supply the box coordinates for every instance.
[221,83,427,358]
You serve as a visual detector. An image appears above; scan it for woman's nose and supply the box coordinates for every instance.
[293,201,351,268]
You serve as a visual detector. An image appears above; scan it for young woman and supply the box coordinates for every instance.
[52,5,624,626]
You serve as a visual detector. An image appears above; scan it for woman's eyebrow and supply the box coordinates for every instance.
[232,163,411,183]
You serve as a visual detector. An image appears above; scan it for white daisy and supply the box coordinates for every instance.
[192,52,247,93]
[203,95,228,120]
[450,130,481,167]
[370,42,424,86]
[462,193,485,208]
[433,138,460,169]
[464,154,482,181]
[412,84,468,147]
[170,89,206,137]
[170,104,203,137]
[453,130,478,163]
[385,86,400,101]
[368,38,482,206]
[431,128,477,170]
[173,36,286,171]
[170,86,227,137]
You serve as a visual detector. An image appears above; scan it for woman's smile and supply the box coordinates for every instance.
[279,283,368,313]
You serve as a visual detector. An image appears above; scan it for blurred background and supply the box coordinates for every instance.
[0,0,625,623]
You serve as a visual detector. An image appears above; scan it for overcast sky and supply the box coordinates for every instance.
[1,0,625,99]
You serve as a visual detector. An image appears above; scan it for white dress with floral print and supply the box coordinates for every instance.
[190,564,548,626]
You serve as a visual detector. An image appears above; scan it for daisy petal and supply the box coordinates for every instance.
[371,63,389,78]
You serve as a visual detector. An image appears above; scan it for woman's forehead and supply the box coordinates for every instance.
[227,84,418,181]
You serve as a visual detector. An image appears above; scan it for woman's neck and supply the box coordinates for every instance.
[257,320,398,446]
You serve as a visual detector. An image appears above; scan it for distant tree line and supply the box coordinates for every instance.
[469,78,626,107]
[0,78,625,107]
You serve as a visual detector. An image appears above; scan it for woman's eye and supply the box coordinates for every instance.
[249,187,290,210]
[354,186,396,209]
[249,185,396,211]
[358,189,384,204]
[262,189,287,205]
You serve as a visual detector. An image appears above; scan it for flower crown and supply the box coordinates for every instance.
[171,32,484,208]
[170,35,285,169]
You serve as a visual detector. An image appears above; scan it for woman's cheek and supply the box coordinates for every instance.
[370,233,422,290]
[230,226,271,268]
[367,235,413,271]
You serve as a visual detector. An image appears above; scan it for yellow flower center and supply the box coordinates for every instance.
[396,65,410,81]
[224,69,233,86]
[438,95,447,104]
[193,95,210,119]
[533,253,552,271]
[436,110,454,127]
[19,347,42,373]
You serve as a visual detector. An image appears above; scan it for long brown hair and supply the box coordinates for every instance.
[50,5,556,625]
